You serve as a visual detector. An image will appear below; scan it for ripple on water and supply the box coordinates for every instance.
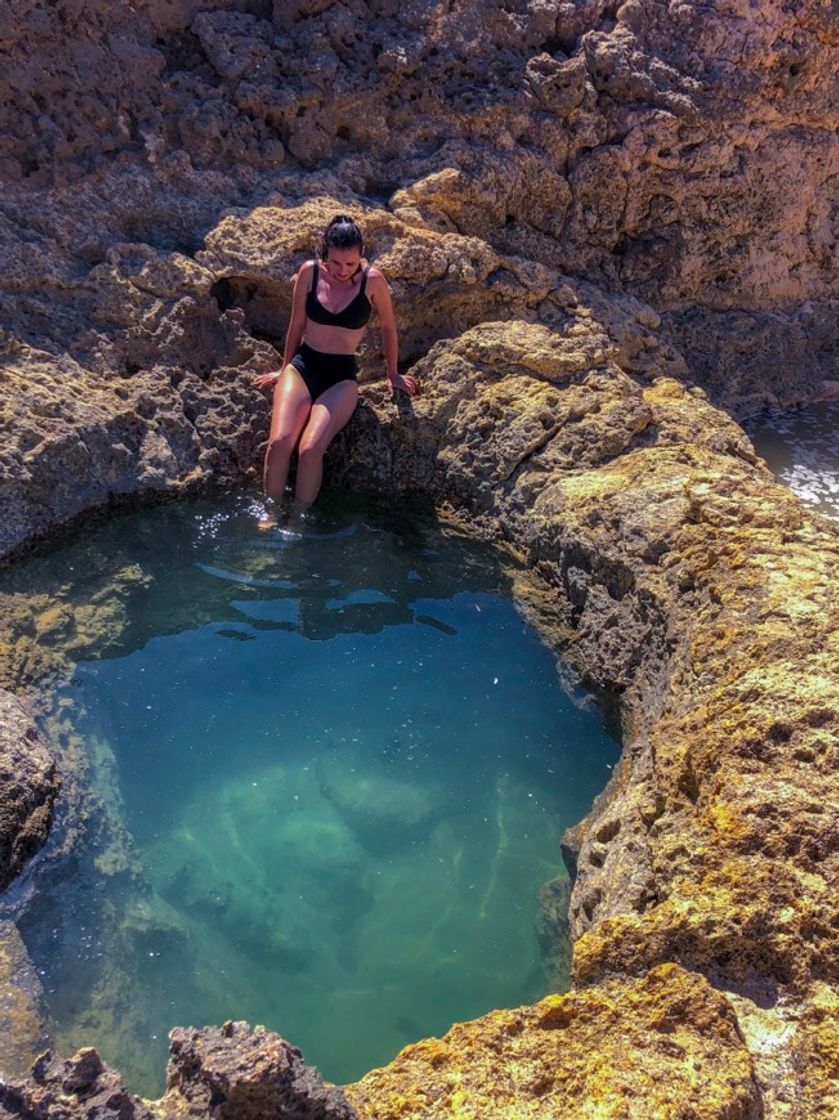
[745,398,839,520]
[1,493,620,1096]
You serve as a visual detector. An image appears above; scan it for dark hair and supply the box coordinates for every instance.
[320,214,364,260]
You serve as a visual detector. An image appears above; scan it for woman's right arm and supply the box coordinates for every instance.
[282,260,311,367]
[255,261,311,390]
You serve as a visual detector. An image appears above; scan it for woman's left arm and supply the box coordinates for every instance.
[369,270,418,398]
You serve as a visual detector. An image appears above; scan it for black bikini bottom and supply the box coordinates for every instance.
[290,343,358,401]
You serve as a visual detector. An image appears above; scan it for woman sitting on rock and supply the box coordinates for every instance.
[255,214,418,522]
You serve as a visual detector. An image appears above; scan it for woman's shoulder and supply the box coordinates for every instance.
[365,264,391,290]
[292,258,317,284]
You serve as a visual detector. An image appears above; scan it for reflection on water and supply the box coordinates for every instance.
[745,399,839,520]
[1,493,619,1095]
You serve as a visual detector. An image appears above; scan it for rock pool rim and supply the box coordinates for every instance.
[2,327,837,1117]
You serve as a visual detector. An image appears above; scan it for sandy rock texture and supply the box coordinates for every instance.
[0,0,837,1117]
[0,1021,357,1119]
[348,964,761,1120]
[2,307,837,1117]
[0,196,691,560]
[0,921,47,1080]
[0,0,836,421]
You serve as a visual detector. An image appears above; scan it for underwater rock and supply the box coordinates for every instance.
[0,692,59,892]
[0,563,152,693]
[0,922,48,1080]
[535,875,572,991]
[317,759,452,854]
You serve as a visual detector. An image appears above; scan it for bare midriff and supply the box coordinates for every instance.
[301,319,366,355]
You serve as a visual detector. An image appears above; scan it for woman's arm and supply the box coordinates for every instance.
[282,261,311,366]
[255,261,311,390]
[368,269,418,397]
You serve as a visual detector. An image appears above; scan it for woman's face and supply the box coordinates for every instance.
[324,246,363,282]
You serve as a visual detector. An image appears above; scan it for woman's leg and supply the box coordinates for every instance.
[263,364,313,500]
[295,379,359,506]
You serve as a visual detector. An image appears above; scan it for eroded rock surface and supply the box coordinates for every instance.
[0,196,693,560]
[162,1021,357,1119]
[2,304,837,1116]
[0,1022,356,1119]
[1,0,838,1116]
[0,692,59,893]
[1,0,836,421]
[347,964,760,1120]
[0,921,47,1080]
[327,317,839,1117]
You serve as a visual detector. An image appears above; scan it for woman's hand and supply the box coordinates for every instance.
[388,372,418,398]
[255,371,282,391]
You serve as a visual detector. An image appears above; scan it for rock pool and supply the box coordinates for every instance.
[0,493,619,1095]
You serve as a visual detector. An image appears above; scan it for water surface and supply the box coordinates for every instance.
[2,493,619,1094]
[745,398,839,520]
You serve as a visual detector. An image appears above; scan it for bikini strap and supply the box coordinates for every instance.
[359,266,368,296]
[310,259,319,293]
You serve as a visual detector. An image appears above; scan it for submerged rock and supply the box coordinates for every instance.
[0,921,48,1079]
[535,875,572,991]
[318,758,452,854]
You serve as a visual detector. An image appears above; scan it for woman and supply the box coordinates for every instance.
[255,215,418,520]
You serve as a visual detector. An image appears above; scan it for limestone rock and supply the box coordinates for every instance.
[0,0,837,1110]
[0,1,836,407]
[324,317,839,1115]
[0,1023,357,1119]
[346,964,761,1119]
[0,1046,154,1120]
[0,692,58,892]
[2,293,836,1114]
[163,1021,357,1119]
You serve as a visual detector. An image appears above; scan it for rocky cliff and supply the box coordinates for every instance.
[1,1,838,1117]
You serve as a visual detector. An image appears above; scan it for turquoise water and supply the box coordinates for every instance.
[3,493,619,1094]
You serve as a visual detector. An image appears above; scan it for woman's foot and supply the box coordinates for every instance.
[256,498,282,531]
[285,498,312,533]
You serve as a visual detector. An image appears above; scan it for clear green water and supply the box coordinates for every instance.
[2,493,619,1095]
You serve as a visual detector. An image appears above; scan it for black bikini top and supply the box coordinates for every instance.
[305,260,372,329]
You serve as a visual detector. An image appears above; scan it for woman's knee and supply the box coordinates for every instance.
[297,435,328,464]
[266,431,296,458]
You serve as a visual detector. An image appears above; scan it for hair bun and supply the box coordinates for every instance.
[320,214,364,260]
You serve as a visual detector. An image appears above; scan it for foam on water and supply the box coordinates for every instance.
[1,493,620,1095]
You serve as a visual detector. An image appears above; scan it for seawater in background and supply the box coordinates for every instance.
[745,398,839,520]
[2,494,619,1095]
